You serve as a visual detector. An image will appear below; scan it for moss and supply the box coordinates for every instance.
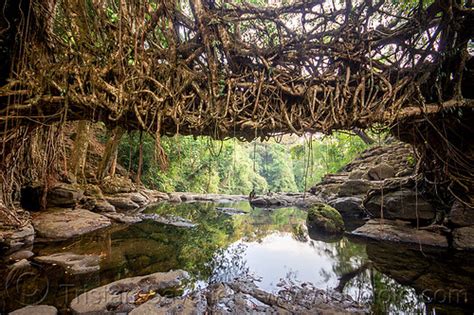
[307,203,344,234]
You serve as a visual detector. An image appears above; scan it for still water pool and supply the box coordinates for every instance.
[1,201,473,314]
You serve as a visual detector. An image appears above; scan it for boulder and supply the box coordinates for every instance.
[329,197,363,214]
[449,200,474,227]
[100,176,136,194]
[47,184,84,208]
[364,188,435,221]
[106,196,140,211]
[9,305,57,315]
[307,203,344,234]
[35,252,100,274]
[130,292,207,315]
[367,163,395,180]
[352,219,448,247]
[453,226,474,250]
[70,270,189,315]
[32,209,111,241]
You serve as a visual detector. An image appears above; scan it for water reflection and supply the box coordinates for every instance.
[0,201,472,314]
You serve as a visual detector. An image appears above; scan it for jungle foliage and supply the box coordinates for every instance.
[117,132,372,194]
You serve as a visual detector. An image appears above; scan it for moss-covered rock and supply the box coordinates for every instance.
[307,203,344,234]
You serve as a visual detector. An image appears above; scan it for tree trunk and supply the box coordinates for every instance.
[69,120,90,181]
[97,127,125,181]
[352,127,375,145]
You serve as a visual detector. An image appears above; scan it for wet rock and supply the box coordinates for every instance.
[141,214,197,228]
[367,163,395,180]
[449,200,474,227]
[70,270,189,315]
[93,200,116,213]
[47,183,84,208]
[35,252,100,274]
[103,212,143,224]
[364,188,435,221]
[0,224,35,254]
[307,203,344,234]
[9,305,57,315]
[216,207,248,215]
[352,219,448,247]
[338,179,375,197]
[32,209,111,241]
[329,197,363,214]
[8,250,34,261]
[106,196,140,211]
[168,193,182,203]
[453,226,474,250]
[100,176,136,194]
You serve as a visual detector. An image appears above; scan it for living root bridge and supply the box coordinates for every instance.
[0,0,473,140]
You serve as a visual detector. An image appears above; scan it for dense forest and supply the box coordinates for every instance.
[115,130,376,194]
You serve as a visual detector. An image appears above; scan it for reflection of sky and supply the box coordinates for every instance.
[216,232,339,293]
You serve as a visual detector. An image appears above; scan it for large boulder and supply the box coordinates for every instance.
[32,209,111,241]
[453,226,474,250]
[47,184,84,208]
[352,219,448,247]
[70,270,189,314]
[364,188,435,221]
[367,163,395,180]
[307,203,344,234]
[449,200,474,227]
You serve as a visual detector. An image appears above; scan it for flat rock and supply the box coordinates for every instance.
[70,270,189,315]
[9,305,57,315]
[352,219,448,247]
[32,209,111,241]
[47,183,84,208]
[453,226,474,250]
[106,196,140,211]
[35,252,100,274]
[364,189,435,221]
[449,200,474,227]
[103,212,143,224]
[0,224,35,254]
